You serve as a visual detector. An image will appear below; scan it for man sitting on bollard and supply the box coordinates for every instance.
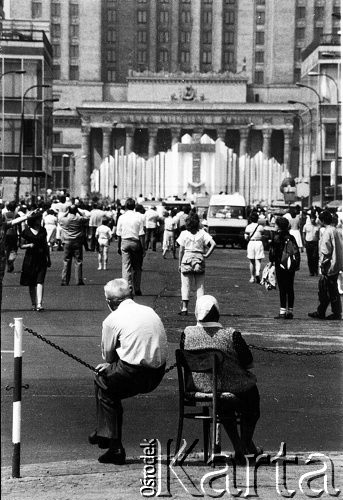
[89,278,167,464]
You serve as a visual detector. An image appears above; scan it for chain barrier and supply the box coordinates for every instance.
[21,327,343,376]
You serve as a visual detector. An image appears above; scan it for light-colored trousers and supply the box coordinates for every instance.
[181,272,205,301]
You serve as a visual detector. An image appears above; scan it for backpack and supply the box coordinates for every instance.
[280,237,300,272]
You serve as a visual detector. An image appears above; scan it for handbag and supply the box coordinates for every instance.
[260,262,276,290]
[180,252,205,274]
[246,223,260,242]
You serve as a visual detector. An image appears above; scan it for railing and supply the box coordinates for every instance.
[302,33,341,60]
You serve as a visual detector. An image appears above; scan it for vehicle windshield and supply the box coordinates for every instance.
[208,205,245,219]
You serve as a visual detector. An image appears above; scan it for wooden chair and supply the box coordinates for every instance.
[175,348,243,466]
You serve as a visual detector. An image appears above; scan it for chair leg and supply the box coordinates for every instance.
[203,407,210,463]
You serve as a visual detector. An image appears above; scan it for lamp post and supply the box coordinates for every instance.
[308,71,340,200]
[15,84,51,202]
[0,70,26,80]
[31,98,59,202]
[296,83,324,207]
[282,110,305,178]
[288,100,314,205]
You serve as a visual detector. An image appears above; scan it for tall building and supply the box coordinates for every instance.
[1,0,341,203]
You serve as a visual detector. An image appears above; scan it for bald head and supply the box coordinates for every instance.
[104,279,132,302]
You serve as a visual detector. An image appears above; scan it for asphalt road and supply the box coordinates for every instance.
[1,243,342,467]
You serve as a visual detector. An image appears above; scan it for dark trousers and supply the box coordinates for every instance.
[145,228,157,251]
[94,360,165,441]
[61,239,83,284]
[318,274,342,318]
[275,267,295,309]
[305,241,319,275]
[88,227,97,251]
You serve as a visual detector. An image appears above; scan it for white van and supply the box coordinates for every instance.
[205,193,248,247]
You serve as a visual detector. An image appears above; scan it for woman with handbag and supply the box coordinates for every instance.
[244,211,265,283]
[176,212,216,315]
[20,212,51,311]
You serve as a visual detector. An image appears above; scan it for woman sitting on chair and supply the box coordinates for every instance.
[181,295,261,463]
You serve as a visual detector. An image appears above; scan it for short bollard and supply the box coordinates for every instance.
[12,318,24,478]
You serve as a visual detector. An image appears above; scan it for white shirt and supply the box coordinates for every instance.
[117,210,145,240]
[96,224,112,246]
[177,229,213,253]
[101,299,168,368]
[164,217,176,231]
[245,222,264,241]
[145,208,158,228]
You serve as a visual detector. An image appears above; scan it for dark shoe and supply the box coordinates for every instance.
[7,263,14,273]
[77,281,85,286]
[178,310,188,316]
[88,431,110,449]
[61,282,68,286]
[325,314,342,321]
[98,448,126,465]
[31,305,36,311]
[135,290,142,296]
[308,311,325,319]
[36,306,44,312]
[274,314,286,319]
[285,312,293,319]
[255,276,261,284]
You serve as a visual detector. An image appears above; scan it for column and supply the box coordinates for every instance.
[102,128,112,159]
[262,128,272,158]
[80,127,91,199]
[171,128,180,147]
[125,127,134,155]
[217,127,226,144]
[69,154,75,196]
[212,0,223,72]
[148,127,158,158]
[283,128,293,170]
[190,0,201,71]
[239,128,249,157]
[149,1,157,71]
[170,0,179,72]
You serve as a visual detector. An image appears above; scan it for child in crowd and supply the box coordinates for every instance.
[162,210,176,259]
[95,218,112,270]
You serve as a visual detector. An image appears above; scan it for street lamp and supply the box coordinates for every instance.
[31,98,59,202]
[308,71,340,200]
[282,110,305,178]
[296,83,324,207]
[288,100,314,205]
[15,84,51,202]
[0,70,26,80]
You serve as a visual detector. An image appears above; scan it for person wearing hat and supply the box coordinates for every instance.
[89,278,167,464]
[181,295,261,463]
[269,216,300,319]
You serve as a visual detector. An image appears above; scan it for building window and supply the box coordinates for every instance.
[53,65,61,79]
[294,47,302,60]
[108,9,116,22]
[314,6,324,20]
[180,31,191,43]
[203,31,212,44]
[180,50,190,63]
[294,68,301,83]
[159,10,169,23]
[254,70,264,84]
[137,50,147,63]
[51,2,61,17]
[138,30,147,43]
[70,24,79,37]
[159,0,169,3]
[203,0,213,4]
[32,1,42,18]
[256,11,265,24]
[255,51,264,63]
[224,10,235,24]
[107,49,116,62]
[223,51,234,65]
[70,3,79,17]
[255,31,264,44]
[225,0,235,4]
[51,23,61,38]
[181,10,191,23]
[53,132,62,144]
[181,0,191,3]
[223,31,234,44]
[203,11,212,24]
[296,6,305,18]
[159,49,169,63]
[70,44,79,58]
[107,29,116,42]
[137,10,147,23]
[138,0,147,2]
[256,0,265,4]
[325,123,336,155]
[333,5,341,15]
[52,43,61,58]
[107,70,116,81]
[296,27,305,39]
[202,50,212,64]
[159,31,169,42]
[69,65,79,80]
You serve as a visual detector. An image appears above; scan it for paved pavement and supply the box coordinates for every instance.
[1,243,343,499]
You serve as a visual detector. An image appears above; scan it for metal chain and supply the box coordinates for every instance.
[248,343,343,356]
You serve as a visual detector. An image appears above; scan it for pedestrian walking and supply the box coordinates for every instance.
[59,204,88,286]
[88,203,105,251]
[244,211,265,283]
[284,207,303,251]
[303,212,320,276]
[144,205,158,251]
[89,278,167,464]
[177,212,216,315]
[43,209,58,252]
[269,216,300,319]
[308,210,343,320]
[116,198,145,296]
[181,294,261,464]
[162,210,176,259]
[95,218,112,270]
[3,201,19,272]
[20,212,51,311]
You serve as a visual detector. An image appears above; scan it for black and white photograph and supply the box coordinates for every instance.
[1,0,342,498]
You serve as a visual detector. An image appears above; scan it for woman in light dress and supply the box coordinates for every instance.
[284,207,303,251]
